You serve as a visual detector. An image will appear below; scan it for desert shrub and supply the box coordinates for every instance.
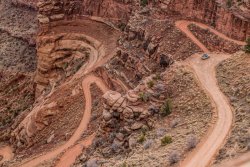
[147,80,154,88]
[121,162,128,167]
[111,142,121,153]
[170,119,179,128]
[139,92,150,102]
[143,139,153,149]
[160,99,172,116]
[187,135,197,150]
[62,62,68,70]
[137,133,146,143]
[152,73,161,80]
[118,22,126,31]
[161,135,172,146]
[226,0,232,8]
[86,159,98,167]
[141,125,150,134]
[244,38,250,53]
[141,0,148,7]
[156,128,166,137]
[169,151,180,165]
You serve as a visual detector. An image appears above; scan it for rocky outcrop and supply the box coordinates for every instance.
[34,33,100,97]
[168,0,250,41]
[12,0,122,147]
[37,0,132,25]
[34,0,130,97]
[102,74,168,130]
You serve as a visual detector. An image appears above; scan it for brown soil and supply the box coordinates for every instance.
[214,52,250,165]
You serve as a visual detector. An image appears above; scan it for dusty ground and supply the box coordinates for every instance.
[214,52,250,165]
[188,24,241,54]
[74,64,212,167]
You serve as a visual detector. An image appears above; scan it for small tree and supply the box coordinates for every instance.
[139,92,150,102]
[161,135,173,146]
[169,151,180,165]
[147,80,154,88]
[244,38,250,53]
[160,99,172,117]
[226,0,232,8]
[141,0,148,7]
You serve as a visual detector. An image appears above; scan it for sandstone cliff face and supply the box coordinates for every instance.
[37,0,131,24]
[169,0,250,41]
[12,0,122,147]
[35,0,131,97]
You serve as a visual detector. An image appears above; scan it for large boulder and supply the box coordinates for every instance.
[102,91,122,106]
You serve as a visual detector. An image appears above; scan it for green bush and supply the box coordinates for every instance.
[141,0,148,7]
[152,73,162,80]
[121,162,128,167]
[118,22,126,31]
[138,133,146,143]
[226,0,232,8]
[147,80,154,88]
[160,99,172,117]
[161,135,173,146]
[139,92,150,102]
[244,38,250,53]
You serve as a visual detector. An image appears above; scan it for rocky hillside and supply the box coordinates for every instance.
[0,0,249,167]
[215,52,250,165]
[74,65,213,167]
[0,0,37,146]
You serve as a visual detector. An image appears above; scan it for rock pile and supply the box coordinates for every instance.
[102,75,168,132]
[37,0,132,24]
[102,90,148,123]
[81,74,169,161]
[37,0,84,24]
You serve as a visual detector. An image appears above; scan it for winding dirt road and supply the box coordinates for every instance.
[54,74,110,167]
[18,75,109,167]
[0,19,247,167]
[183,53,233,167]
[0,19,118,166]
[175,20,245,52]
[176,20,245,167]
